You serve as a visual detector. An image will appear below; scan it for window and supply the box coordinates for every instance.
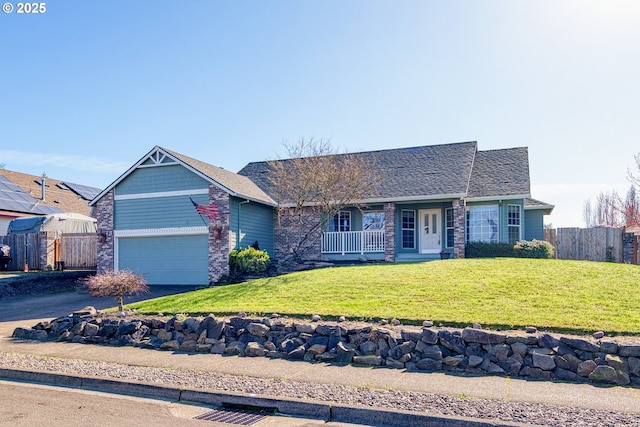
[507,204,521,244]
[445,208,454,248]
[363,211,385,230]
[402,210,415,249]
[466,205,499,243]
[330,211,351,232]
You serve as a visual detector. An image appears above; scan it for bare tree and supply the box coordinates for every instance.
[628,153,640,189]
[623,185,640,227]
[80,270,149,315]
[595,190,623,227]
[583,199,595,227]
[585,152,640,228]
[584,186,640,228]
[268,138,382,264]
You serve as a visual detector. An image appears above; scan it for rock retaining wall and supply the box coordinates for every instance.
[13,311,640,387]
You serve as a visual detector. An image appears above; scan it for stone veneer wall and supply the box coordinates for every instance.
[273,206,323,263]
[384,203,396,262]
[208,185,230,283]
[452,199,465,259]
[95,189,114,274]
[623,232,638,265]
[38,231,56,270]
[15,314,640,388]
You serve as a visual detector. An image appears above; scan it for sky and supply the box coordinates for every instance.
[1,0,639,227]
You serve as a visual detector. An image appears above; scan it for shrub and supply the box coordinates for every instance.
[465,242,517,258]
[513,240,555,259]
[80,270,149,314]
[229,247,271,275]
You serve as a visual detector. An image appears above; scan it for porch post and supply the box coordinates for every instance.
[452,199,466,258]
[384,203,396,262]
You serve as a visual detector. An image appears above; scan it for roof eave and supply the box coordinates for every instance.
[464,194,531,203]
[277,193,467,208]
[524,204,555,215]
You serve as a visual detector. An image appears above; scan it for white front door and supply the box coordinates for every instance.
[419,209,441,254]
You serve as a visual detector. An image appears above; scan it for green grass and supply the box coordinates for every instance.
[126,258,640,336]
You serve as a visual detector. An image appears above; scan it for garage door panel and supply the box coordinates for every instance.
[118,235,208,285]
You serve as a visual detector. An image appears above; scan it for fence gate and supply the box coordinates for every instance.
[0,233,41,271]
[59,233,97,269]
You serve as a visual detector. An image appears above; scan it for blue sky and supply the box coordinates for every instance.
[1,0,639,227]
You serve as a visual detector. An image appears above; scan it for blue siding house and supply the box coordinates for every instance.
[90,147,275,285]
[91,142,553,285]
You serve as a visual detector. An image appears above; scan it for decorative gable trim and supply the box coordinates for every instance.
[90,146,234,206]
[140,150,178,167]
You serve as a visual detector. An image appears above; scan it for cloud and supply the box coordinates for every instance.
[0,150,130,175]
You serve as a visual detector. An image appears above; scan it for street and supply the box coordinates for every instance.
[0,379,363,427]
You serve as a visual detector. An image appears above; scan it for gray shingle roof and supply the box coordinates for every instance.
[90,146,276,206]
[92,142,539,207]
[239,141,479,202]
[524,198,554,214]
[161,148,276,205]
[466,148,531,199]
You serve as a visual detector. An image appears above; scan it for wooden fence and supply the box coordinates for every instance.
[59,233,97,269]
[544,227,624,262]
[0,232,97,270]
[0,233,41,270]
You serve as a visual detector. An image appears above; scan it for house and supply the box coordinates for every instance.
[0,169,101,234]
[90,142,553,285]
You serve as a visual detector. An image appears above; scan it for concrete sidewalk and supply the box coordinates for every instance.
[1,318,640,426]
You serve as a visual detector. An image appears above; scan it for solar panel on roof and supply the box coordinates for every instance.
[62,181,101,200]
[0,175,63,215]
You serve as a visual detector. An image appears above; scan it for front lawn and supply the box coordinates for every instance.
[127,258,640,335]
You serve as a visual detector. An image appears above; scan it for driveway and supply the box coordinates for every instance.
[0,286,197,322]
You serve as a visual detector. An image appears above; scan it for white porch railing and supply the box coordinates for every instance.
[321,230,385,255]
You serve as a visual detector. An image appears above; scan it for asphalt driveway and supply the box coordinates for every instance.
[0,286,197,322]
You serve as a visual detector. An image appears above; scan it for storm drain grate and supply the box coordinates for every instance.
[193,407,268,425]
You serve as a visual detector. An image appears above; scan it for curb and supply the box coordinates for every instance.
[0,367,529,427]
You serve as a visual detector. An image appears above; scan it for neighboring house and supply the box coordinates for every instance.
[90,142,553,285]
[0,169,100,234]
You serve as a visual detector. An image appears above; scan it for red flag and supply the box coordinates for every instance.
[190,198,219,219]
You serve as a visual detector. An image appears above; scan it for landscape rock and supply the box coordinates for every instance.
[245,342,268,357]
[353,355,382,366]
[224,341,246,356]
[420,328,438,344]
[618,345,640,358]
[532,353,556,371]
[415,357,442,371]
[12,313,640,388]
[577,360,598,377]
[438,330,466,354]
[160,340,180,351]
[467,355,483,368]
[461,328,505,345]
[247,322,270,337]
[589,365,617,384]
[629,357,640,377]
[560,337,599,353]
[336,342,356,364]
[287,345,307,360]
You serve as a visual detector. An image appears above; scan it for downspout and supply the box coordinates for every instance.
[238,200,250,248]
